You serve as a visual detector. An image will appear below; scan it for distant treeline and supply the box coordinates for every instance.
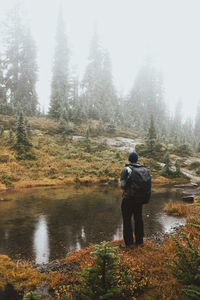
[0,2,200,150]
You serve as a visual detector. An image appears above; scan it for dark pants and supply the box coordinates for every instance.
[121,198,144,246]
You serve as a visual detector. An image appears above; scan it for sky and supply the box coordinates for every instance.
[0,0,200,119]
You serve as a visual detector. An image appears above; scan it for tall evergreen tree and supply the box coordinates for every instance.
[82,28,103,120]
[170,100,183,144]
[194,104,200,142]
[49,8,70,119]
[147,114,157,152]
[82,30,117,122]
[14,112,32,159]
[68,67,85,122]
[100,50,118,122]
[127,57,166,133]
[18,27,38,115]
[0,56,7,110]
[4,2,38,115]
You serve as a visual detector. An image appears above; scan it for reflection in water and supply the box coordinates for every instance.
[33,216,49,264]
[0,186,185,263]
[113,226,123,240]
[158,213,185,233]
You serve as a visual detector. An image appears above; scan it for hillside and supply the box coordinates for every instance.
[0,115,188,191]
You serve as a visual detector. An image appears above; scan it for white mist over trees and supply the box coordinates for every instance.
[2,2,38,115]
[49,7,70,120]
[82,30,118,122]
[0,1,200,150]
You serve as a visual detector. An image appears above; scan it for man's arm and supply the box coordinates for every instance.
[120,166,132,189]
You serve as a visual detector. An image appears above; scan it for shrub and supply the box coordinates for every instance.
[106,123,116,134]
[189,161,200,170]
[174,144,192,157]
[168,224,200,299]
[72,241,123,300]
[175,159,182,176]
[23,291,41,300]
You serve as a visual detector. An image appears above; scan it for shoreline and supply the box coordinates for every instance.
[0,176,190,193]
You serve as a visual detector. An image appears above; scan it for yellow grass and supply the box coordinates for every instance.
[164,200,189,216]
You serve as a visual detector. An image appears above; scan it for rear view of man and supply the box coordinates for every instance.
[120,151,151,248]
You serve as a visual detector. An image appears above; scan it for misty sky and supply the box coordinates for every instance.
[1,0,200,118]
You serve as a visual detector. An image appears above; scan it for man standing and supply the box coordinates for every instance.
[120,151,151,248]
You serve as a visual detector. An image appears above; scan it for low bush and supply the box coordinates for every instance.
[168,224,200,300]
[164,201,189,216]
[188,161,200,170]
[174,144,192,157]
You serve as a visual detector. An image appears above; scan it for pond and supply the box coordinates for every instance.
[0,185,185,264]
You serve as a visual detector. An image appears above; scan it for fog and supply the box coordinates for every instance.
[1,0,200,117]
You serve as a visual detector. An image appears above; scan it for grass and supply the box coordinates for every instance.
[0,255,44,294]
[164,200,190,216]
[0,115,187,190]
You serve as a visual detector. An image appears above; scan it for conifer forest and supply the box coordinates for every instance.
[0,1,200,300]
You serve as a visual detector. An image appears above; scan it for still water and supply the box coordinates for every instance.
[0,186,184,264]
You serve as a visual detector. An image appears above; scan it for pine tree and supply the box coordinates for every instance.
[147,115,157,152]
[0,56,7,112]
[14,112,33,159]
[172,100,183,144]
[162,151,171,173]
[100,50,118,122]
[127,57,166,133]
[82,29,103,120]
[73,241,122,299]
[57,112,73,137]
[69,68,85,123]
[18,27,38,115]
[194,104,200,143]
[175,159,181,176]
[4,2,38,115]
[49,7,69,119]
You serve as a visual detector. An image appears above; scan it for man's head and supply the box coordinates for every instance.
[128,151,138,163]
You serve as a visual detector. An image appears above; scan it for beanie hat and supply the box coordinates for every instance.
[128,151,138,163]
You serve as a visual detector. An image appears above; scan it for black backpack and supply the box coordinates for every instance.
[125,163,151,204]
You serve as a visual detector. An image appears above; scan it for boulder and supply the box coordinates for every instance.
[182,196,194,203]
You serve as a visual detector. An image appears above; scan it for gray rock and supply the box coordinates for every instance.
[174,183,198,188]
[182,196,194,203]
[182,189,199,196]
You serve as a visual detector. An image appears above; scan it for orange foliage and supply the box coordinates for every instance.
[0,255,44,294]
[164,200,190,216]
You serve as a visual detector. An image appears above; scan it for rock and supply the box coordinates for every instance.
[174,183,198,188]
[182,189,200,196]
[72,135,85,140]
[182,196,194,203]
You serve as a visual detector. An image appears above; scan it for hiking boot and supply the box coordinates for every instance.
[120,243,134,249]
